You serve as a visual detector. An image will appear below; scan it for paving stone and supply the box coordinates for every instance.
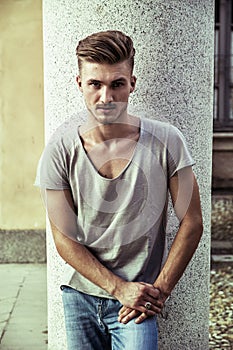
[0,264,47,349]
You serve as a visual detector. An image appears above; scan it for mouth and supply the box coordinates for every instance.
[96,104,116,110]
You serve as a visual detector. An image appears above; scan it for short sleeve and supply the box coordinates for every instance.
[34,141,70,190]
[167,125,195,178]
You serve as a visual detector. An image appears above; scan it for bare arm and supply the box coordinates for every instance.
[118,166,203,324]
[43,189,162,316]
[153,167,203,299]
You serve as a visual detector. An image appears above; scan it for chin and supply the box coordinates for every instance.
[87,105,128,125]
[96,117,117,125]
[94,112,123,125]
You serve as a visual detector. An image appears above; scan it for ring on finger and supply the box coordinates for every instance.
[145,301,152,310]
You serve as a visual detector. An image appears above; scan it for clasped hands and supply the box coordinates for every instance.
[115,281,166,325]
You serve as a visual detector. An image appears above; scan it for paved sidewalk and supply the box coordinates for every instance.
[0,264,47,350]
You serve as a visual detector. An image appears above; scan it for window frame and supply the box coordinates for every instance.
[214,0,233,131]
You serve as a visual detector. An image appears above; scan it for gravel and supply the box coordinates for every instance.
[209,265,233,349]
[211,196,233,242]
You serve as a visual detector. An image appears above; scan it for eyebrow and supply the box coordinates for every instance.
[87,79,101,85]
[87,78,127,84]
[112,78,127,83]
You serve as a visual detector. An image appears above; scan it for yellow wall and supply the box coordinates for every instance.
[0,0,45,229]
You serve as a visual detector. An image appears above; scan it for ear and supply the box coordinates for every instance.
[76,76,83,92]
[130,76,137,93]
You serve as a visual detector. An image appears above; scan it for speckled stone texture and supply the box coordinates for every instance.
[43,1,214,349]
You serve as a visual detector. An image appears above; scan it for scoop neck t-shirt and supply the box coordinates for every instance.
[35,116,194,298]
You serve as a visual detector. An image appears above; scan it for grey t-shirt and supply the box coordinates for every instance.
[35,116,194,298]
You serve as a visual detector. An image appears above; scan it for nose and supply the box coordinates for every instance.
[100,86,113,104]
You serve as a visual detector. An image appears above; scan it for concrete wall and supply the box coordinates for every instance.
[0,0,45,231]
[43,1,214,349]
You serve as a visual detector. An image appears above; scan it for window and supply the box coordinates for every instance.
[214,0,233,131]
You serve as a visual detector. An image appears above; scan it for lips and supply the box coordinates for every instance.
[96,104,116,110]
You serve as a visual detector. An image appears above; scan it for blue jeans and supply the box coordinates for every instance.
[61,286,158,350]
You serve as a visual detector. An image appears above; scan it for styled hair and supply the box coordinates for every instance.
[76,30,135,73]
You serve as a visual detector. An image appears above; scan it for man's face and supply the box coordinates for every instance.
[77,60,136,124]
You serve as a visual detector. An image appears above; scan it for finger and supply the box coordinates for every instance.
[143,296,163,309]
[135,312,148,324]
[142,300,163,315]
[139,283,161,300]
[147,287,161,300]
[144,306,161,316]
[118,306,128,315]
[118,307,133,319]
[142,296,164,311]
[119,299,162,317]
[118,309,140,324]
[119,304,143,316]
[139,282,154,287]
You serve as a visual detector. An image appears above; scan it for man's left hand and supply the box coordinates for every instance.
[118,287,165,324]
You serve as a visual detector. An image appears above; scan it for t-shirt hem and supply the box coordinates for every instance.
[60,283,116,300]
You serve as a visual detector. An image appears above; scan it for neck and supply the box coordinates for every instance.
[80,114,140,143]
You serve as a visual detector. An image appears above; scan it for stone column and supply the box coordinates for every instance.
[43,1,214,349]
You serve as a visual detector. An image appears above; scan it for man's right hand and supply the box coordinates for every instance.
[114,281,163,318]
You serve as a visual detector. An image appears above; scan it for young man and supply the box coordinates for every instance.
[37,30,203,350]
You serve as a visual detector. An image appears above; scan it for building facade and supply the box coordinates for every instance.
[212,0,233,242]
